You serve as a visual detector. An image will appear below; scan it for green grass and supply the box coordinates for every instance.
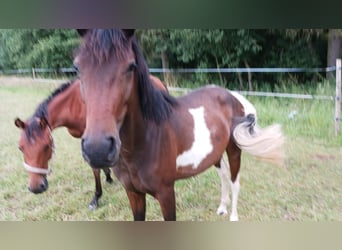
[1,76,342,221]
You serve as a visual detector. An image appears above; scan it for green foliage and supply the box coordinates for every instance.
[137,29,328,88]
[26,30,80,68]
[0,29,332,87]
[139,29,263,68]
[0,29,79,69]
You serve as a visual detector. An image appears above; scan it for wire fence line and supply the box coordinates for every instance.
[168,87,335,101]
[0,68,74,74]
[149,66,338,73]
[0,65,339,101]
[1,62,341,134]
[0,66,339,75]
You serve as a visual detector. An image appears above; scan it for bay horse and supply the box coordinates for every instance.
[14,75,169,210]
[15,79,113,210]
[74,29,284,221]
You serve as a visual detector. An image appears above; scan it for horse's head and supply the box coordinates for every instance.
[74,29,138,168]
[15,117,53,194]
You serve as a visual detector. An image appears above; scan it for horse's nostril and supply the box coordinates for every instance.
[81,135,118,168]
[108,136,115,150]
[81,138,90,163]
[41,177,48,191]
[107,136,116,161]
[81,138,86,151]
[28,178,48,194]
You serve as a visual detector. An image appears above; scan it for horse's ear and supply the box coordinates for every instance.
[76,29,88,37]
[123,29,135,38]
[15,118,26,129]
[39,117,48,129]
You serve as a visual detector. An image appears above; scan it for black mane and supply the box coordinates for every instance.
[78,29,132,65]
[25,80,74,140]
[132,38,178,124]
[79,29,178,124]
[32,81,72,120]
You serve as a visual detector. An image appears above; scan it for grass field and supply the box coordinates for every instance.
[1,76,342,221]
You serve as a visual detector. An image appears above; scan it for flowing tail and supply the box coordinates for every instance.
[232,114,285,166]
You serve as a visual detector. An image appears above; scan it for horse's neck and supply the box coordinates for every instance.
[47,84,86,133]
[120,101,171,168]
[120,89,150,153]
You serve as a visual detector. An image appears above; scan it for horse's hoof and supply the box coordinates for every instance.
[216,206,228,216]
[106,178,113,184]
[230,214,239,221]
[89,203,98,211]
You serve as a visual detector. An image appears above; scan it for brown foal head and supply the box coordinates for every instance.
[15,117,53,193]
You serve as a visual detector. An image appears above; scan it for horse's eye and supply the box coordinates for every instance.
[44,144,50,152]
[18,146,23,152]
[127,63,136,72]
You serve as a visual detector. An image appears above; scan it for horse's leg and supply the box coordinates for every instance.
[156,185,176,221]
[126,190,146,221]
[215,157,230,216]
[102,167,113,184]
[89,168,102,211]
[227,140,242,221]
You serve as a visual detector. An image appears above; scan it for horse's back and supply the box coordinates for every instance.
[169,85,241,177]
[150,75,168,92]
[176,85,240,114]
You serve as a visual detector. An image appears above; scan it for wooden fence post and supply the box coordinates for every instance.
[32,68,36,80]
[335,58,341,136]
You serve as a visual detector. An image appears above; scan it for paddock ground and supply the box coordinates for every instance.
[1,76,342,221]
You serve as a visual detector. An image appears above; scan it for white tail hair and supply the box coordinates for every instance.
[232,114,285,166]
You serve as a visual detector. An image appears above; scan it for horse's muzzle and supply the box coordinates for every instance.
[28,177,48,194]
[81,136,119,168]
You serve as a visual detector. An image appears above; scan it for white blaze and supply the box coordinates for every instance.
[176,106,213,169]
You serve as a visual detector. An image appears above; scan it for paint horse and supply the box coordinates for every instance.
[15,76,169,210]
[74,29,284,221]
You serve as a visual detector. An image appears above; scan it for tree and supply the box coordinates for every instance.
[138,29,264,89]
[0,29,79,69]
[0,29,330,88]
[283,29,342,80]
[222,29,263,90]
[137,29,174,83]
[327,29,342,79]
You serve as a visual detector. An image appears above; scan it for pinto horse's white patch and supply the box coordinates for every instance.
[230,91,256,117]
[176,106,213,169]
